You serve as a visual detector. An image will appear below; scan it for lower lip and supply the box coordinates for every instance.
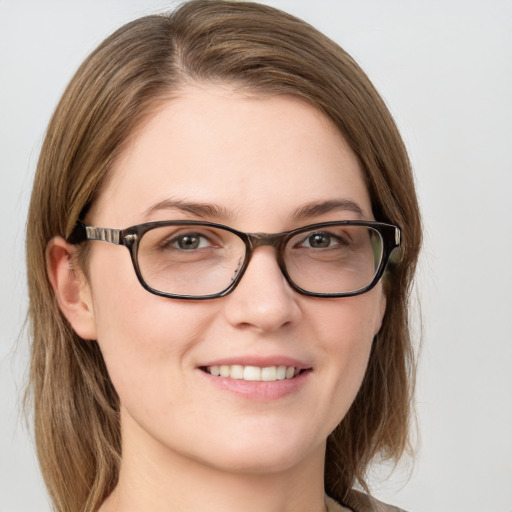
[197,369,312,401]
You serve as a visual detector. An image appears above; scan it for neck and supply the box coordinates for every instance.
[101,413,328,512]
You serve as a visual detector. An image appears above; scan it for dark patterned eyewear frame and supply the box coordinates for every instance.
[68,220,401,300]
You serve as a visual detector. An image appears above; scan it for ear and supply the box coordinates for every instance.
[46,236,97,340]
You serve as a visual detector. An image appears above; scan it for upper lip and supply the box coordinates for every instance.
[199,356,312,370]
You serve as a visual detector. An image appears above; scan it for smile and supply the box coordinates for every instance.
[202,365,302,382]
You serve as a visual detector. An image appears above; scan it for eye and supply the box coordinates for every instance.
[170,232,212,251]
[301,231,342,249]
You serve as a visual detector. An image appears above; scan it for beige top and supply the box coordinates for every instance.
[326,492,407,512]
[326,495,352,511]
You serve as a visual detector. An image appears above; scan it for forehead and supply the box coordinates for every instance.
[90,84,372,229]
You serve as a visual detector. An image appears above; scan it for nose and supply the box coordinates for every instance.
[222,246,302,332]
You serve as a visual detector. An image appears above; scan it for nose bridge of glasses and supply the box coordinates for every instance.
[246,232,284,250]
[235,233,290,295]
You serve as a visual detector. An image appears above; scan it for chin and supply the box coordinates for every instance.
[188,432,325,476]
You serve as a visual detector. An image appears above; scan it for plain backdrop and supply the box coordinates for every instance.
[1,1,511,511]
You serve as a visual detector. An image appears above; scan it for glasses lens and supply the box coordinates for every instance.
[284,224,383,294]
[137,224,246,296]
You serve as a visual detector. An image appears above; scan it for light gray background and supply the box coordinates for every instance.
[1,1,511,511]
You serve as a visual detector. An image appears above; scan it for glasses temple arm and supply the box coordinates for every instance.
[67,222,123,245]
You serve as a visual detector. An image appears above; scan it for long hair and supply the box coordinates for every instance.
[25,1,422,510]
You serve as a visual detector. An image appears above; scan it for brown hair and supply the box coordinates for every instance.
[26,1,422,511]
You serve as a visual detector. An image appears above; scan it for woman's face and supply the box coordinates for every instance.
[79,84,386,475]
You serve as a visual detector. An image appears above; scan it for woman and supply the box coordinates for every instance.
[26,1,421,511]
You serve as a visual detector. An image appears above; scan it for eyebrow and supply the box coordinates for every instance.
[142,197,366,223]
[290,199,366,220]
[143,198,232,220]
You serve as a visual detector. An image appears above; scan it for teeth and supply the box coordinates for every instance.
[231,365,244,379]
[243,366,261,381]
[286,366,295,379]
[261,366,277,381]
[206,364,300,382]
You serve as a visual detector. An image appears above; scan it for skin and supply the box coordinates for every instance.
[48,83,386,512]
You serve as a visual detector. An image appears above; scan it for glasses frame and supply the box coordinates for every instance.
[68,219,401,300]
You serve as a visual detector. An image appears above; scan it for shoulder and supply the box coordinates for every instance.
[326,490,408,512]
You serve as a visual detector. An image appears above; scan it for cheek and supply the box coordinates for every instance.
[92,293,222,428]
[86,247,217,408]
[308,286,384,355]
[304,289,384,423]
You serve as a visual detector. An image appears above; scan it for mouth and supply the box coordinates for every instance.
[200,365,307,382]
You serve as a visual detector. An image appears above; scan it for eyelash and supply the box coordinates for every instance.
[162,231,217,251]
[297,231,350,250]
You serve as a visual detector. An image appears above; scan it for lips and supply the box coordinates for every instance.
[198,357,312,400]
[202,364,300,382]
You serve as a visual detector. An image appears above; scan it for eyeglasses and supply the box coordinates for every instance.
[68,220,400,300]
